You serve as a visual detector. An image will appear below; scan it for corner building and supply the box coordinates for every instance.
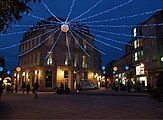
[18,17,102,91]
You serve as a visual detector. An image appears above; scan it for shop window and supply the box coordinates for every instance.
[64,71,69,78]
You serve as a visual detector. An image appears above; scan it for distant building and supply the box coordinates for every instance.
[106,10,163,89]
[17,17,102,91]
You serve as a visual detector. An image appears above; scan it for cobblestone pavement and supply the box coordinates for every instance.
[0,90,163,120]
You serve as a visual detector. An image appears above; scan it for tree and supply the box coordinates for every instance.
[0,0,41,33]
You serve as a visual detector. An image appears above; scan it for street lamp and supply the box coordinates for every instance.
[161,57,163,62]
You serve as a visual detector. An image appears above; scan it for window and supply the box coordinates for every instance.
[134,39,142,49]
[83,40,87,50]
[47,52,53,65]
[74,54,78,67]
[133,28,137,37]
[65,53,69,66]
[64,71,69,78]
[82,55,87,68]
[134,52,138,61]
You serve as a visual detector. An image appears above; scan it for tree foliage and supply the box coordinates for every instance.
[0,0,41,33]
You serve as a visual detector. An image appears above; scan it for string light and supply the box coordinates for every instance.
[69,29,91,57]
[84,22,163,28]
[45,31,62,60]
[65,0,76,23]
[76,28,123,51]
[68,0,103,23]
[81,28,157,39]
[0,28,58,51]
[0,25,56,36]
[25,13,61,24]
[10,23,56,28]
[76,0,133,22]
[41,0,62,23]
[19,28,60,56]
[70,28,106,55]
[80,9,161,24]
[95,34,132,45]
[66,32,72,60]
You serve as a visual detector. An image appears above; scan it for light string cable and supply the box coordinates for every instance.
[70,28,106,55]
[80,28,156,39]
[68,0,103,23]
[80,9,162,24]
[82,22,163,28]
[0,27,58,51]
[65,0,76,23]
[0,24,57,36]
[66,32,72,60]
[24,13,61,25]
[41,0,63,23]
[44,31,62,60]
[69,29,91,57]
[10,23,57,28]
[75,0,133,22]
[19,27,60,56]
[76,29,123,50]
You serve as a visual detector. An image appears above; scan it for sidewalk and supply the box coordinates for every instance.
[72,89,148,97]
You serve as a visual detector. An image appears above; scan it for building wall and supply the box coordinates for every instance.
[17,18,102,91]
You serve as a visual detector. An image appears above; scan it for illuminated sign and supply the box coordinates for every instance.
[136,63,145,75]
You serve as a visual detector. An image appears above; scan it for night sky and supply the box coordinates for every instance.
[0,0,163,70]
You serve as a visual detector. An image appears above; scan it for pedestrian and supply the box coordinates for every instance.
[26,83,30,94]
[14,84,18,93]
[147,82,152,97]
[32,81,39,99]
[22,81,26,94]
[152,73,158,98]
[156,72,163,102]
[0,80,5,99]
[60,82,64,93]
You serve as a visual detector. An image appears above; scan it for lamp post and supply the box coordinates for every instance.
[16,67,21,85]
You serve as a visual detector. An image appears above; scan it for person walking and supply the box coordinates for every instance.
[0,80,5,99]
[14,84,18,93]
[22,81,26,94]
[32,81,39,99]
[26,83,30,94]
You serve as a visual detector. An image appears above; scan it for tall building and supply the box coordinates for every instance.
[17,17,102,91]
[106,10,163,89]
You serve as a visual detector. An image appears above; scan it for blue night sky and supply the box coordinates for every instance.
[0,0,163,70]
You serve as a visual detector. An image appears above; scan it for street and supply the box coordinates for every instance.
[0,91,163,119]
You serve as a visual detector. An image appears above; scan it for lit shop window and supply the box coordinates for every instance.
[47,52,53,65]
[133,28,137,37]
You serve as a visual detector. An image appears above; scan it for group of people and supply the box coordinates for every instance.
[21,81,40,98]
[0,80,39,99]
[55,82,70,94]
